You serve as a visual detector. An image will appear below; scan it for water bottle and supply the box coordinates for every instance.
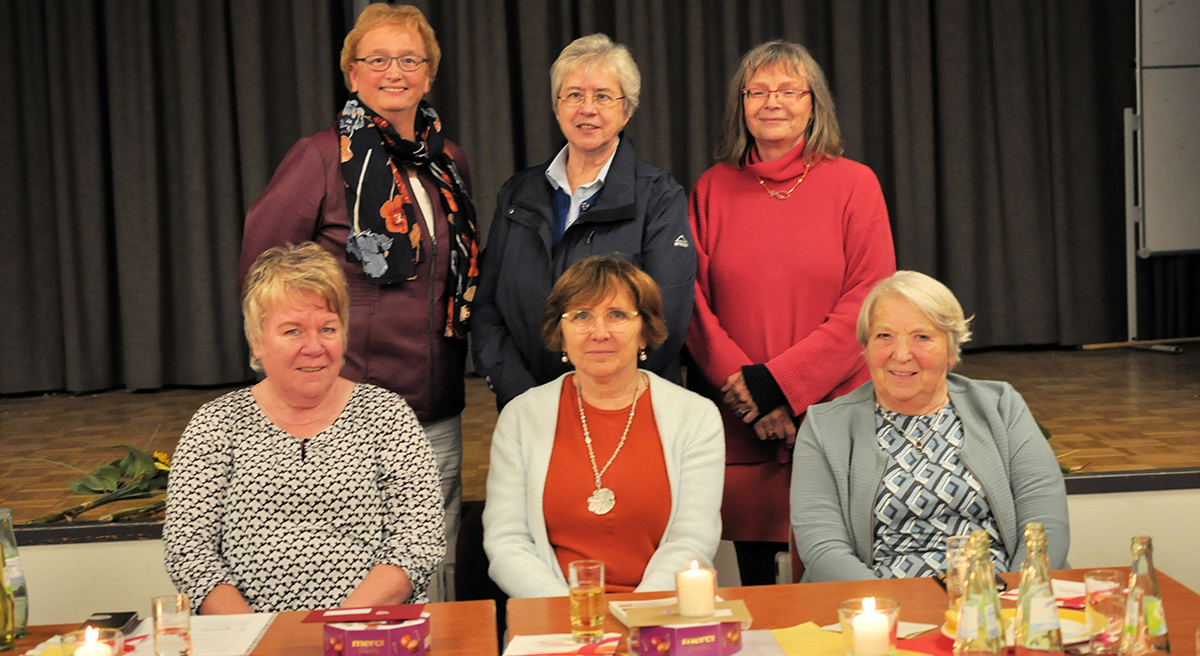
[953,530,1005,655]
[0,510,24,639]
[1120,536,1170,655]
[1014,522,1063,654]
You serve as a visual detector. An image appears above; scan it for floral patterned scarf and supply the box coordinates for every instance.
[337,95,479,338]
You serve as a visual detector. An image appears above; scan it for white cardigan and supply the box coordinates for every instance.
[483,371,725,598]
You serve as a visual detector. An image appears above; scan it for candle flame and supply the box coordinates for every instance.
[85,626,99,644]
[863,596,876,612]
[689,559,700,571]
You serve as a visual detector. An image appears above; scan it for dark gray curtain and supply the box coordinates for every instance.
[2,0,1188,395]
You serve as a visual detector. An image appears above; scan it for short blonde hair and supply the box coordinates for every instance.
[550,34,641,120]
[242,242,350,372]
[714,41,843,167]
[340,4,440,89]
[857,271,974,363]
[541,255,666,353]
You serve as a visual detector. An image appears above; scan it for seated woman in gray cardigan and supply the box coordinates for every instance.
[791,271,1068,582]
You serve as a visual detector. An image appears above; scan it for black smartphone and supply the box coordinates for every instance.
[79,612,141,635]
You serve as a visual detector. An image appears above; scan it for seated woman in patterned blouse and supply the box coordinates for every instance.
[164,242,445,613]
[791,271,1069,582]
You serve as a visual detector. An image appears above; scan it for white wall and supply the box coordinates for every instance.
[1067,488,1200,593]
[21,540,177,625]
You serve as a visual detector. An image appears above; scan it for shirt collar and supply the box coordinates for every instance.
[544,136,621,194]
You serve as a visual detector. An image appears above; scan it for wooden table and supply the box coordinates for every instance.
[14,599,499,656]
[507,569,1200,654]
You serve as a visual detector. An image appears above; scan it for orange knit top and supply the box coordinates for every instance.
[544,376,671,592]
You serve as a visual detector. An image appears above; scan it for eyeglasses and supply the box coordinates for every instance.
[561,308,639,331]
[557,91,626,108]
[354,55,428,72]
[742,88,812,103]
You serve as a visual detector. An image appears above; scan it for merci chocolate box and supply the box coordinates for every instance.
[317,610,431,656]
[631,621,743,656]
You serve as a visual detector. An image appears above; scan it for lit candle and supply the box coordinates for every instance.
[74,627,114,656]
[675,559,716,617]
[851,597,890,656]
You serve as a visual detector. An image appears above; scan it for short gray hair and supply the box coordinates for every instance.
[857,271,973,363]
[714,40,842,167]
[550,33,641,119]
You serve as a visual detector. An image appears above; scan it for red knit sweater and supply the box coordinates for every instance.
[686,142,896,466]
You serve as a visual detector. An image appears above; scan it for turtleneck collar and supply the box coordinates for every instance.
[744,139,818,183]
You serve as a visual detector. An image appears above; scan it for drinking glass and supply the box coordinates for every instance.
[1085,569,1125,655]
[568,560,606,644]
[152,594,193,656]
[944,535,972,610]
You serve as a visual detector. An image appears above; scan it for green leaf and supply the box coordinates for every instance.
[91,464,122,482]
[114,445,158,480]
[65,473,119,494]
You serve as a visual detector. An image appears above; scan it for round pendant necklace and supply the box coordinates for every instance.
[878,399,950,450]
[755,161,814,200]
[576,373,646,515]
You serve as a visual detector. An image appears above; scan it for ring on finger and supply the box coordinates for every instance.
[766,430,777,438]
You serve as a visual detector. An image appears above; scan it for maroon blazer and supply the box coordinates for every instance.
[238,125,471,422]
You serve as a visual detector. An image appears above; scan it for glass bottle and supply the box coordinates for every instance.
[1120,536,1170,655]
[953,530,1005,655]
[0,510,25,638]
[1014,522,1063,654]
[0,545,14,651]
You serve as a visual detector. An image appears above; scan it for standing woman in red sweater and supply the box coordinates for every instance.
[686,41,896,585]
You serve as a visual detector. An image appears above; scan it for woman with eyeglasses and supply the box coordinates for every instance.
[473,34,695,411]
[238,4,477,563]
[686,41,896,585]
[483,255,723,598]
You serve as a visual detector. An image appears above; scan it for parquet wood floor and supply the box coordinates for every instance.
[2,347,1197,525]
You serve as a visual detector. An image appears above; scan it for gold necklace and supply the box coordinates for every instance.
[575,373,646,515]
[755,161,814,200]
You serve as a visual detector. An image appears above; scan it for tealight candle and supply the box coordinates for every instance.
[74,627,114,656]
[675,559,716,617]
[851,597,890,656]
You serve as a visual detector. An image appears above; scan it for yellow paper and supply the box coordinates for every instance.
[768,622,932,656]
[770,622,844,656]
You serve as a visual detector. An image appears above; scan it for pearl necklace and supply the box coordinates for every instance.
[754,161,814,200]
[576,373,646,515]
[878,399,950,450]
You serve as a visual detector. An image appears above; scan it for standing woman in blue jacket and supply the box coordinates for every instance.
[473,34,695,409]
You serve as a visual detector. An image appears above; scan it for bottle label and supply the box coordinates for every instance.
[957,605,979,639]
[1143,596,1168,636]
[1029,594,1061,632]
[982,603,1000,639]
[3,558,23,589]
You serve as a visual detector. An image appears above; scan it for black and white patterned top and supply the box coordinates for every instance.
[163,384,446,611]
[870,402,1007,578]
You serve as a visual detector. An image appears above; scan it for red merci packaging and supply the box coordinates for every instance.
[631,622,743,656]
[304,605,430,656]
[621,600,752,656]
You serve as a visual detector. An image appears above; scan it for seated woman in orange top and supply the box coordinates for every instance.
[483,255,724,597]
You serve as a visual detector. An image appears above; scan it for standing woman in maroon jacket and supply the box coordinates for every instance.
[238,4,478,572]
[686,41,896,585]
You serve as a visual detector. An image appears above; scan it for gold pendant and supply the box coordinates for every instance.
[588,487,615,515]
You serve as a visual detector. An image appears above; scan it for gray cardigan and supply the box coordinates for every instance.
[790,374,1069,582]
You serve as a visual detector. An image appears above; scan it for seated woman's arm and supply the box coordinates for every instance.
[483,400,570,598]
[366,400,447,603]
[790,410,877,582]
[163,403,245,612]
[634,392,723,592]
[199,585,253,615]
[999,384,1071,569]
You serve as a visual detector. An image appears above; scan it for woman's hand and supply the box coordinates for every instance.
[754,405,797,447]
[721,371,760,423]
[198,584,253,615]
[342,564,413,607]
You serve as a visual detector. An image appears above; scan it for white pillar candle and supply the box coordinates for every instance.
[675,559,716,617]
[851,597,891,656]
[74,627,114,656]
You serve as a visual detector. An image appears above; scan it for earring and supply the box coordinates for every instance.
[561,352,569,363]
[639,349,648,361]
